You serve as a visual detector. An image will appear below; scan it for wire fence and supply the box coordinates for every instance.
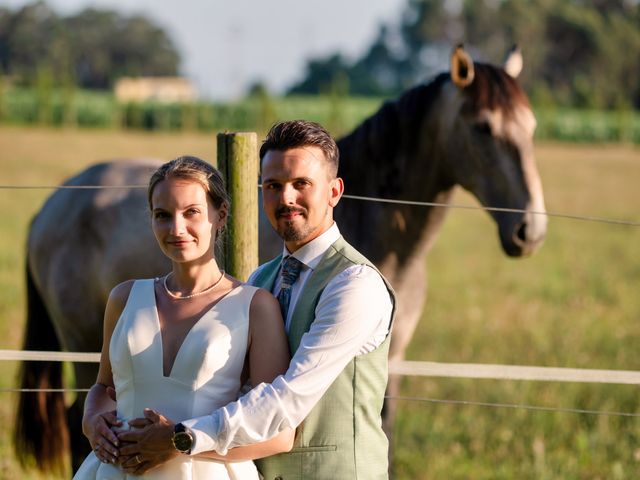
[1,183,639,227]
[386,396,640,418]
[0,388,638,418]
[1,350,638,418]
[1,180,638,421]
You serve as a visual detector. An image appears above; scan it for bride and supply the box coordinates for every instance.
[74,156,293,479]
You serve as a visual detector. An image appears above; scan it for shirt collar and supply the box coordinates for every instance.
[281,223,340,271]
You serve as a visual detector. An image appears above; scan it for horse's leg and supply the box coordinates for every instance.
[14,261,70,476]
[383,258,428,477]
[68,362,99,473]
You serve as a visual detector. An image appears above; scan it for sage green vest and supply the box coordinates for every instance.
[253,236,395,480]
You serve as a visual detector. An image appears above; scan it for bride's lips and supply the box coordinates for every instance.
[168,240,191,247]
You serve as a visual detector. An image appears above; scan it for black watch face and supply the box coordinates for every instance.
[174,431,193,452]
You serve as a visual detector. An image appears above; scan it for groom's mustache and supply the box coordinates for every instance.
[276,206,307,218]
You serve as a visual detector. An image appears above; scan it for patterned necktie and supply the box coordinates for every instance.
[277,255,304,321]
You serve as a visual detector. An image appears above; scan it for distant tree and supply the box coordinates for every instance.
[64,8,122,88]
[399,0,459,72]
[349,25,405,95]
[0,1,181,89]
[247,80,277,132]
[288,0,640,109]
[2,2,60,84]
[0,7,12,73]
[247,80,271,97]
[109,15,180,79]
[287,53,350,95]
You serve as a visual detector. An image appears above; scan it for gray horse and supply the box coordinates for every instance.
[15,46,546,474]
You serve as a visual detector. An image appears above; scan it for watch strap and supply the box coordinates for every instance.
[172,422,194,454]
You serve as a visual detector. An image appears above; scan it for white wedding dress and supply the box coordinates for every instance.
[74,279,261,479]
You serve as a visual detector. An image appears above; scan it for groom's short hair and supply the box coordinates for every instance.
[259,120,339,178]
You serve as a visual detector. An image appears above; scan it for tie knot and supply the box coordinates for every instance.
[281,256,303,287]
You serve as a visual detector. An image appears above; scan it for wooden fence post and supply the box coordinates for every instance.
[217,132,259,281]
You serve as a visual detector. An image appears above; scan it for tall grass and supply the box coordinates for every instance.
[2,87,640,143]
[0,87,382,137]
[0,128,638,478]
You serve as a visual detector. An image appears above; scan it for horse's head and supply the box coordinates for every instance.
[439,45,546,257]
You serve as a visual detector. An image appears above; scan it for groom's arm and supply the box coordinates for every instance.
[185,264,392,455]
[118,264,391,469]
[117,286,294,474]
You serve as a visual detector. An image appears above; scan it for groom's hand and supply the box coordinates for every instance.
[117,408,178,475]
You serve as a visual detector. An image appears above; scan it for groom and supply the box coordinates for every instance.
[119,120,395,479]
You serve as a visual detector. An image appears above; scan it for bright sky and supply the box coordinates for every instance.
[4,0,406,100]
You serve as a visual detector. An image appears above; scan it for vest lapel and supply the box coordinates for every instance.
[251,255,282,291]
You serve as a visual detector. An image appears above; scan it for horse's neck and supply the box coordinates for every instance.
[336,77,454,267]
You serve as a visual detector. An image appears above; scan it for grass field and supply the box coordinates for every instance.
[1,127,639,479]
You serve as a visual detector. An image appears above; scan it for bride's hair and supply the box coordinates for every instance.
[148,156,230,213]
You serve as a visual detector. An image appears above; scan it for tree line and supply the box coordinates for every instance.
[290,0,640,110]
[0,0,180,89]
[1,0,639,112]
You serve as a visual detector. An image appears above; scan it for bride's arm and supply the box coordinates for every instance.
[195,288,294,461]
[81,281,134,463]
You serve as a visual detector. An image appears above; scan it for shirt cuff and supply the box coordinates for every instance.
[181,414,222,455]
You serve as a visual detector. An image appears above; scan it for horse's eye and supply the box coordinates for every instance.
[473,122,492,136]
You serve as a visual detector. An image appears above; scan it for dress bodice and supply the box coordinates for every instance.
[74,279,260,480]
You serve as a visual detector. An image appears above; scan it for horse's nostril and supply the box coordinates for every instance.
[516,223,527,242]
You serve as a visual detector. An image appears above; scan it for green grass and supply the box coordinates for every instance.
[0,88,383,137]
[1,128,639,478]
[393,143,640,479]
[3,87,640,143]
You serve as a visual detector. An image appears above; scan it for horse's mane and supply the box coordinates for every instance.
[337,63,529,198]
[337,73,450,198]
[463,63,530,116]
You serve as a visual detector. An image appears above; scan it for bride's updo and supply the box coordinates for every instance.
[147,156,230,212]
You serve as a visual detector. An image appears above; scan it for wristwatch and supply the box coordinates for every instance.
[172,423,194,454]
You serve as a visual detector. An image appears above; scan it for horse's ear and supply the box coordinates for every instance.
[503,44,523,78]
[451,44,475,88]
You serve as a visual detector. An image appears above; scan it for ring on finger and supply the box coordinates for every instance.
[135,454,142,464]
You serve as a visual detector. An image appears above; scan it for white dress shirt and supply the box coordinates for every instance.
[182,223,393,454]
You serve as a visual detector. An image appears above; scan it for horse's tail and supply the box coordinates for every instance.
[13,256,70,475]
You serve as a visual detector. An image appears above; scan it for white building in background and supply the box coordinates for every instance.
[114,77,198,103]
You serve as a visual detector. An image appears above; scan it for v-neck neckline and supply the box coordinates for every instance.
[151,281,242,379]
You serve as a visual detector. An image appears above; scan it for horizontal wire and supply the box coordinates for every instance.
[0,184,147,190]
[386,395,640,418]
[0,388,89,393]
[1,388,636,418]
[1,184,639,227]
[342,194,640,227]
